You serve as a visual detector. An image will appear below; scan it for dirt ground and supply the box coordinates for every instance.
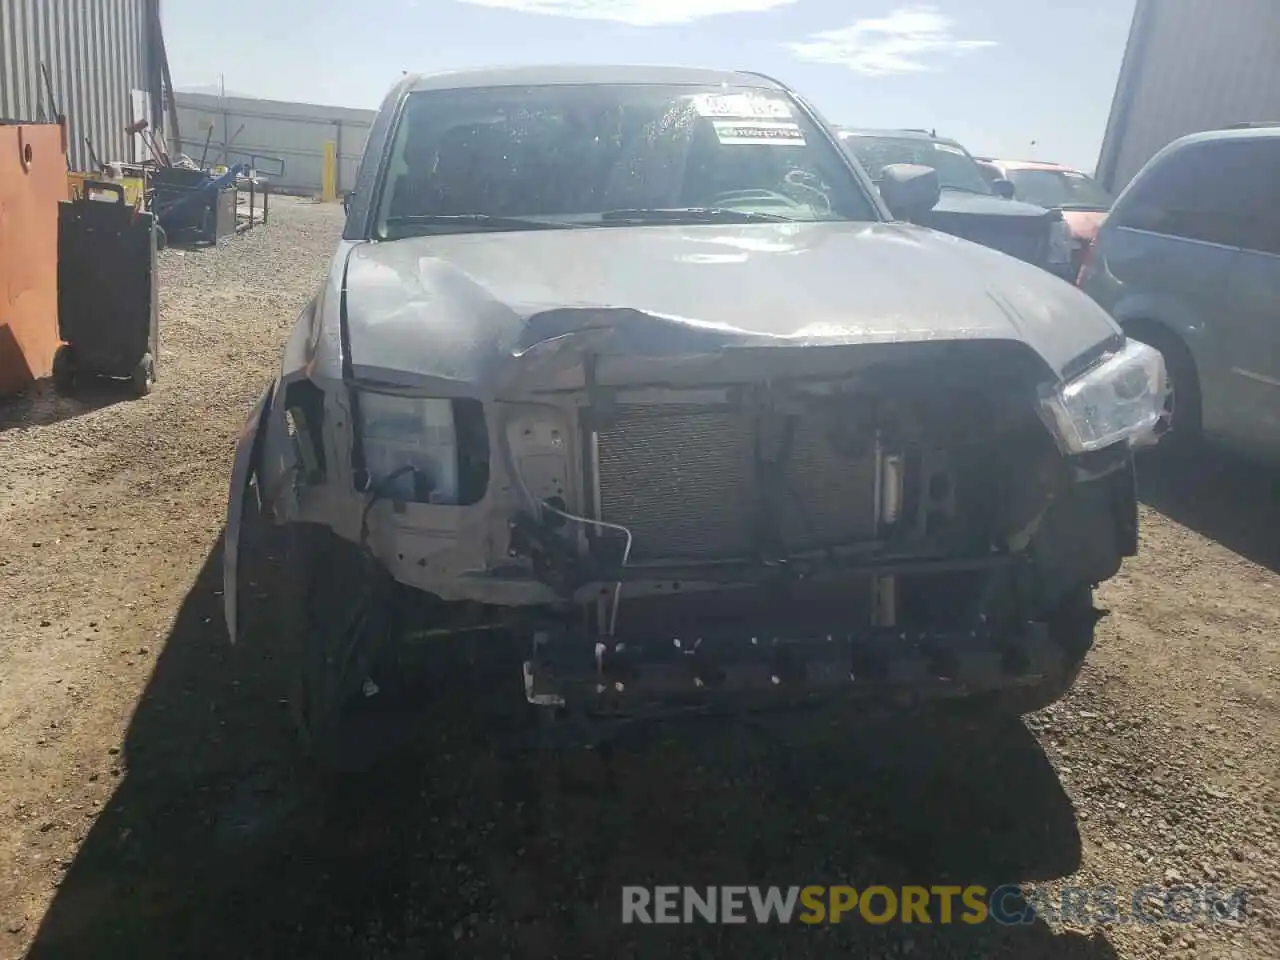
[1,198,1278,960]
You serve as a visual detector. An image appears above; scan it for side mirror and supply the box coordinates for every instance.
[992,178,1016,200]
[878,163,941,221]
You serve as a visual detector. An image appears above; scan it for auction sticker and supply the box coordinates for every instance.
[933,142,966,156]
[712,119,806,146]
[691,92,793,120]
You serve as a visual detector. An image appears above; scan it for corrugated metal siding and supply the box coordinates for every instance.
[173,92,374,195]
[0,0,151,171]
[1097,0,1280,193]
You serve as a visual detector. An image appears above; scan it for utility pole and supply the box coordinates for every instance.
[220,74,228,165]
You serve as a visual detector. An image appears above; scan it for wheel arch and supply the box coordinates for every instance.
[223,381,277,644]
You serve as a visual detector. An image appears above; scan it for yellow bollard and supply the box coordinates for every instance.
[321,140,337,202]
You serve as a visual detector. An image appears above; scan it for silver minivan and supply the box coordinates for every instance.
[1078,125,1280,460]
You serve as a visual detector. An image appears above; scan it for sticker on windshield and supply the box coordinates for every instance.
[933,142,966,156]
[691,93,793,120]
[712,120,806,146]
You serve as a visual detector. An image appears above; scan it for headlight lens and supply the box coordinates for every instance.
[1038,340,1167,454]
[356,391,459,503]
[1046,218,1074,265]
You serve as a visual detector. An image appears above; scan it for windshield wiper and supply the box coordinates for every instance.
[383,214,582,234]
[599,207,792,224]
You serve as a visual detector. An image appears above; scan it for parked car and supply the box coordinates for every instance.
[837,128,1076,280]
[224,66,1165,768]
[1077,124,1280,458]
[976,157,1114,276]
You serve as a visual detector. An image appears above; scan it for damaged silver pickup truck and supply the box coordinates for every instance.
[224,65,1165,763]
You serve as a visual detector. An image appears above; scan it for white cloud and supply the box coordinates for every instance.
[786,6,996,76]
[456,0,797,27]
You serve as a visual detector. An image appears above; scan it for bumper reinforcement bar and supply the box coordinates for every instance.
[523,622,1063,713]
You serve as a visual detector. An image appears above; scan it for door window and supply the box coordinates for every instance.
[1117,139,1280,254]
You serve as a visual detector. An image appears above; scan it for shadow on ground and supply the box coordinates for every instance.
[0,378,131,432]
[27,531,1117,960]
[163,236,223,253]
[1137,446,1280,573]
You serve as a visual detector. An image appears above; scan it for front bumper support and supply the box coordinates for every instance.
[523,621,1062,716]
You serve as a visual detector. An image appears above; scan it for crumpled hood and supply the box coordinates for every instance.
[341,220,1121,392]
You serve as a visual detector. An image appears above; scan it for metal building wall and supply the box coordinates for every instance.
[173,92,375,195]
[0,0,155,172]
[1096,0,1280,193]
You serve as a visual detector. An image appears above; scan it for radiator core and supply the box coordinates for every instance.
[595,404,879,561]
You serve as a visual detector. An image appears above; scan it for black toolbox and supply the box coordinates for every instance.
[53,180,159,397]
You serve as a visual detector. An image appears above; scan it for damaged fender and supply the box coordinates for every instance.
[224,381,276,644]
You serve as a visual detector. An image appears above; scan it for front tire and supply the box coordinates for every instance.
[281,523,395,772]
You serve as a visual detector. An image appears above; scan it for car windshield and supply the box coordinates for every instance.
[1006,168,1114,210]
[375,84,879,238]
[841,134,992,195]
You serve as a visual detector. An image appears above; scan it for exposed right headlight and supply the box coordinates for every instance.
[355,391,460,503]
[1038,340,1167,454]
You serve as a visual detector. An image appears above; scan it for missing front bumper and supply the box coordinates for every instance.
[523,621,1063,716]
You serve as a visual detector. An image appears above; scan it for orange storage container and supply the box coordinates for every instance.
[0,122,69,397]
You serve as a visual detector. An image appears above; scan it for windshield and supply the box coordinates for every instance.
[375,84,879,237]
[1006,168,1114,210]
[840,134,992,195]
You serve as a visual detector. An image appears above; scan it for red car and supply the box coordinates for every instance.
[975,158,1114,274]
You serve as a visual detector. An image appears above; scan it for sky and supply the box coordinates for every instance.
[163,0,1136,172]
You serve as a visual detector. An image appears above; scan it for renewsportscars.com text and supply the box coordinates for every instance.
[622,884,1251,926]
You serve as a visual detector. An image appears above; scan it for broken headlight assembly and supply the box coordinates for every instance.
[1038,339,1167,455]
[354,391,461,504]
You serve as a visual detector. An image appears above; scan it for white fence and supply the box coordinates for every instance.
[172,91,375,195]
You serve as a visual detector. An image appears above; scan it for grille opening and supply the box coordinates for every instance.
[587,355,1056,571]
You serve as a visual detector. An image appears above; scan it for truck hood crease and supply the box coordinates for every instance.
[341,221,1121,391]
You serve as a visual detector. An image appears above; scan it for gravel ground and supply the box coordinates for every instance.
[1,198,1278,960]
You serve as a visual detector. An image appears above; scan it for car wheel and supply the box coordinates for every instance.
[1125,324,1202,450]
[52,344,77,395]
[281,523,396,773]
